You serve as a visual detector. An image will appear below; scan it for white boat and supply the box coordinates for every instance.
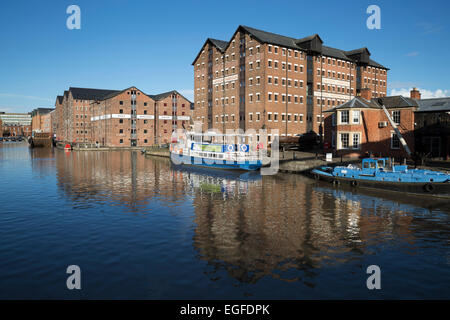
[170,131,264,171]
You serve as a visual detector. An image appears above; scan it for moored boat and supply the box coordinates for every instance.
[311,158,450,195]
[170,131,264,171]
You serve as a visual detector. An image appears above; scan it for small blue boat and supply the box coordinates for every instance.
[311,158,450,195]
[170,132,263,171]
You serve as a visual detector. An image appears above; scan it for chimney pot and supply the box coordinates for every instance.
[410,87,421,99]
[360,88,372,100]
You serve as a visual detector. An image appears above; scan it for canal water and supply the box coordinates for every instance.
[0,142,449,299]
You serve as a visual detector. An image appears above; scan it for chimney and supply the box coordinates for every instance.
[410,87,421,99]
[360,88,372,100]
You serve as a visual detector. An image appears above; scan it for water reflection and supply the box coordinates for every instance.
[52,149,450,290]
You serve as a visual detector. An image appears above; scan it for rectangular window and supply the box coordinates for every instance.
[340,133,349,149]
[352,110,360,124]
[392,110,401,124]
[391,133,400,149]
[352,133,360,149]
[340,110,349,124]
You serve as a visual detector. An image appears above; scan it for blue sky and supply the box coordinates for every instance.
[0,0,449,113]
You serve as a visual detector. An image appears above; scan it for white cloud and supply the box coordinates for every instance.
[405,51,419,57]
[390,87,450,99]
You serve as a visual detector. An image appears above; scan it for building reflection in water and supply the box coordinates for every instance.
[53,150,448,287]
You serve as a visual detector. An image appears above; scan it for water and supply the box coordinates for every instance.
[0,142,449,299]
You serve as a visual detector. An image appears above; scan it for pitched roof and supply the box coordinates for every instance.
[239,25,301,50]
[415,97,450,113]
[191,38,229,65]
[69,87,119,100]
[345,47,371,56]
[56,95,63,104]
[377,96,418,108]
[148,90,192,103]
[327,95,423,113]
[97,86,146,101]
[209,38,228,51]
[194,25,389,69]
[325,97,381,112]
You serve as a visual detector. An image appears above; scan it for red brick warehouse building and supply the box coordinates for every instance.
[54,87,192,147]
[192,25,388,142]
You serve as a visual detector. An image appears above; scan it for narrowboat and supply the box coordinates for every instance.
[170,131,264,171]
[311,158,450,195]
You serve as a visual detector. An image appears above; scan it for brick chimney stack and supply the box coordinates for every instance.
[410,87,421,99]
[360,88,372,100]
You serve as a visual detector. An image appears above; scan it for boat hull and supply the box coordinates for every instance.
[170,153,262,171]
[311,169,450,196]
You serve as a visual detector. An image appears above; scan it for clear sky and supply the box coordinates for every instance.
[1,0,449,113]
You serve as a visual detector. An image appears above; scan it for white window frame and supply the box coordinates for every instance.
[352,110,360,124]
[339,110,349,124]
[338,132,350,150]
